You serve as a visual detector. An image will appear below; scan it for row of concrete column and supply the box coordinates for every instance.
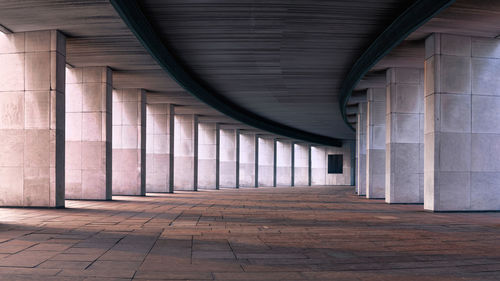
[0,29,353,208]
[355,33,500,211]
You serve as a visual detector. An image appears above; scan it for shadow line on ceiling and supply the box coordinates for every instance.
[110,0,342,147]
[338,0,456,131]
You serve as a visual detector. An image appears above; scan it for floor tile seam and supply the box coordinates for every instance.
[82,235,125,270]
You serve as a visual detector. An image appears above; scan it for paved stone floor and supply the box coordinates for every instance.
[1,186,500,280]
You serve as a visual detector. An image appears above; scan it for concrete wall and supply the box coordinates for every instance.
[385,68,424,203]
[276,140,292,186]
[0,30,66,207]
[198,122,217,189]
[146,104,173,193]
[366,88,386,199]
[174,115,198,191]
[112,88,146,195]
[66,66,112,200]
[293,143,309,186]
[311,144,352,186]
[239,133,256,187]
[424,33,500,211]
[356,102,367,196]
[325,144,352,185]
[258,137,274,187]
[220,129,237,188]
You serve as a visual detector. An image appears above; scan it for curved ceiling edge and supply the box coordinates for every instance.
[338,0,456,131]
[110,0,342,147]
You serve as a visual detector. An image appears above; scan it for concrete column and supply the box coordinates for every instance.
[168,106,175,193]
[385,68,424,203]
[112,89,146,195]
[145,104,173,193]
[65,67,112,200]
[198,122,217,190]
[293,143,309,186]
[356,102,367,195]
[255,135,259,187]
[424,34,500,211]
[174,114,198,191]
[257,137,274,187]
[235,129,240,188]
[276,140,292,186]
[325,143,353,185]
[350,141,356,186]
[216,124,220,189]
[219,128,237,188]
[366,88,386,199]
[273,139,277,187]
[308,145,312,186]
[239,132,256,187]
[311,146,326,185]
[0,30,66,207]
[291,142,295,187]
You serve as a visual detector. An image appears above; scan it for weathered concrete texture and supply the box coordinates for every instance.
[311,146,326,185]
[385,68,424,204]
[112,89,146,196]
[366,88,386,199]
[197,122,217,190]
[276,140,292,186]
[356,102,367,196]
[425,34,500,211]
[65,66,112,200]
[219,129,237,188]
[174,115,198,191]
[146,104,173,193]
[0,30,66,207]
[293,143,309,186]
[257,137,274,187]
[326,144,352,185]
[311,144,352,186]
[239,133,256,187]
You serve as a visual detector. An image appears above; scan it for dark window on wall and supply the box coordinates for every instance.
[328,154,343,174]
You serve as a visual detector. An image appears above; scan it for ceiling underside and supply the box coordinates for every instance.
[0,0,497,142]
[344,0,500,127]
[136,0,415,141]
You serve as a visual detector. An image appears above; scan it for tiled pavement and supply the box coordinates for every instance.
[1,186,500,280]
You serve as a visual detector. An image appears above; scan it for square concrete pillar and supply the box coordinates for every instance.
[257,136,274,187]
[239,133,256,187]
[65,67,112,200]
[325,143,353,185]
[0,30,66,207]
[293,143,309,186]
[311,146,326,185]
[425,33,500,211]
[219,128,237,188]
[366,88,386,199]
[276,140,292,186]
[385,68,424,203]
[146,104,174,193]
[235,129,240,188]
[174,114,198,191]
[112,89,146,196]
[356,102,367,195]
[198,122,217,190]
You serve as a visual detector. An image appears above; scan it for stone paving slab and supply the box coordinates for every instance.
[0,186,500,280]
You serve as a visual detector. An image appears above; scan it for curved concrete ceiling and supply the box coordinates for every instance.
[125,0,416,141]
[111,0,343,146]
[346,0,500,125]
[339,0,455,130]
